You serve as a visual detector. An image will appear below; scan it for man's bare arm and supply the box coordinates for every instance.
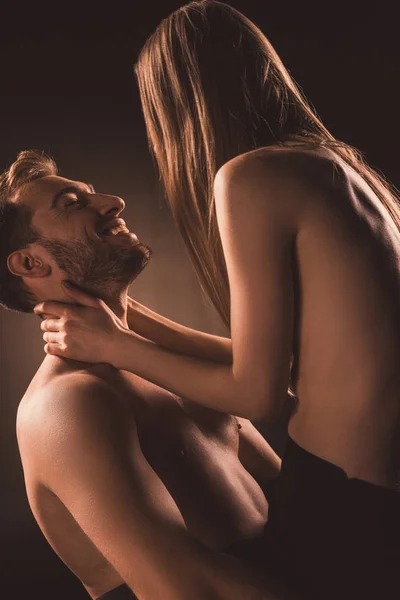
[21,376,290,600]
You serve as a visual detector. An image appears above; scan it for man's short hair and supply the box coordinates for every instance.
[0,150,58,312]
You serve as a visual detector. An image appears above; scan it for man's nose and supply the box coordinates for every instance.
[93,194,125,216]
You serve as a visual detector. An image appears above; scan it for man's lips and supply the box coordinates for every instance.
[94,218,139,244]
[98,217,130,236]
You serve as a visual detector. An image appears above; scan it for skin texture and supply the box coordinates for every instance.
[17,358,284,599]
[37,146,400,490]
[126,296,233,363]
[11,174,292,599]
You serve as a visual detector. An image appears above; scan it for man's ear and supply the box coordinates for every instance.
[7,249,51,279]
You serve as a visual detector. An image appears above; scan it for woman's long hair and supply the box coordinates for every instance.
[135,0,400,396]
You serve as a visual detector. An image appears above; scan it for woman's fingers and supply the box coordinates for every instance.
[40,318,61,332]
[61,281,103,308]
[43,332,61,344]
[34,301,67,318]
[44,343,64,356]
[34,297,98,320]
[34,286,124,364]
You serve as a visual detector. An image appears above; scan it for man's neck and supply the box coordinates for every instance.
[100,289,129,328]
[33,282,130,328]
[40,287,130,375]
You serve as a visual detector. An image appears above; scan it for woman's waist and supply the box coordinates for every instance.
[288,398,400,489]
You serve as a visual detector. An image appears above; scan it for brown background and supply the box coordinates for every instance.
[0,1,399,597]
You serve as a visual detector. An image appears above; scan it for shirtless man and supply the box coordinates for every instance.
[0,150,290,600]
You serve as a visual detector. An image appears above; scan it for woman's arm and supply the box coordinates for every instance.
[126,297,232,363]
[113,152,297,419]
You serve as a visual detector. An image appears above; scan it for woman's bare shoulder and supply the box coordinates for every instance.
[215,143,345,193]
[214,144,347,225]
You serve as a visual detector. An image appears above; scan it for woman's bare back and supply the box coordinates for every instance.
[279,144,400,489]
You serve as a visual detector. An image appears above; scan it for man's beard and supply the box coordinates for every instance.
[37,235,152,297]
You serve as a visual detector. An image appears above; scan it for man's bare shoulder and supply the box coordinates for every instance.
[17,363,133,468]
[19,365,116,415]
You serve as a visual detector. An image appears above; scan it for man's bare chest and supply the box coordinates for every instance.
[130,393,241,481]
[119,387,266,548]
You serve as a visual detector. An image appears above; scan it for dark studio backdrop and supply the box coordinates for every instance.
[0,1,398,598]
